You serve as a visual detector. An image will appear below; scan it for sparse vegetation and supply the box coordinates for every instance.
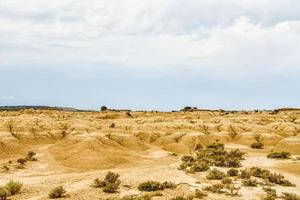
[251,134,264,149]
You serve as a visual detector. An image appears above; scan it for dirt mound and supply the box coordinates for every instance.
[274,135,300,154]
[48,136,143,170]
[198,131,230,145]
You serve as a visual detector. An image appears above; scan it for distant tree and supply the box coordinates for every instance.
[101,106,107,111]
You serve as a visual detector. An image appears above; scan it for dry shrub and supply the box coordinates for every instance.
[206,169,226,180]
[49,186,67,199]
[242,178,258,187]
[93,171,121,193]
[4,180,22,196]
[204,184,224,194]
[267,152,290,159]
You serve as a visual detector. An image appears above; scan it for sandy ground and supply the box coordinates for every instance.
[0,109,300,199]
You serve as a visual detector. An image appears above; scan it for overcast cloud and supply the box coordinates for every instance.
[0,0,299,110]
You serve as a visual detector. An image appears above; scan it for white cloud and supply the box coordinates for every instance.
[1,96,15,100]
[1,0,300,77]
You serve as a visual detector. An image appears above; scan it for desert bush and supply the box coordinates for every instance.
[26,151,37,161]
[4,119,20,140]
[265,173,295,187]
[120,194,154,200]
[4,180,22,195]
[110,123,116,128]
[206,169,226,180]
[240,169,251,179]
[171,196,187,200]
[181,155,195,164]
[0,188,8,200]
[138,181,161,192]
[227,168,239,176]
[222,177,233,184]
[1,165,9,172]
[204,184,224,193]
[189,162,210,173]
[251,142,264,149]
[103,183,120,193]
[267,152,290,159]
[242,178,258,187]
[17,158,27,165]
[93,171,121,193]
[160,181,176,189]
[281,193,300,200]
[261,187,277,200]
[251,134,264,149]
[243,167,295,187]
[93,178,106,187]
[228,125,240,140]
[225,184,241,196]
[49,186,67,198]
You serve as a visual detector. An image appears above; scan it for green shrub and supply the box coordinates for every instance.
[49,186,67,199]
[281,193,300,200]
[242,178,258,187]
[4,180,22,195]
[267,152,290,159]
[138,181,162,192]
[204,184,224,193]
[227,168,239,176]
[206,169,226,180]
[0,188,8,200]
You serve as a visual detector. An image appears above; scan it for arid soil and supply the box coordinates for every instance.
[0,109,300,199]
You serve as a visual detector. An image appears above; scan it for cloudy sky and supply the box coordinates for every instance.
[0,0,300,110]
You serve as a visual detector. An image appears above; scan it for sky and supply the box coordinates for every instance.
[0,0,300,111]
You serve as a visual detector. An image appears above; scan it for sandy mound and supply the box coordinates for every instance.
[198,131,230,145]
[162,143,190,154]
[134,131,161,143]
[48,136,143,170]
[274,135,300,154]
[237,132,283,146]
